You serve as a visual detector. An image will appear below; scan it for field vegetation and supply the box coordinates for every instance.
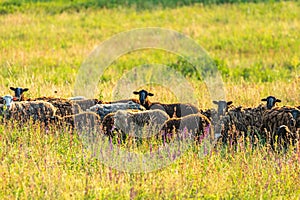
[0,0,299,199]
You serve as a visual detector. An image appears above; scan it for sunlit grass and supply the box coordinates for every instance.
[0,1,300,199]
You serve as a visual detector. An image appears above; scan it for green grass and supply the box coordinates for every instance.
[0,1,300,199]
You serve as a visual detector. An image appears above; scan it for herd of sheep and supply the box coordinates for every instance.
[0,87,299,151]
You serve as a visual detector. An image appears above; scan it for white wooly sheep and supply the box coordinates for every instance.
[1,95,56,124]
[113,109,170,139]
[88,101,146,120]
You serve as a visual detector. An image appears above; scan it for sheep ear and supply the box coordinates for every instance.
[261,98,267,101]
[133,91,139,95]
[213,101,218,105]
[275,99,281,103]
[148,93,154,96]
[23,88,29,92]
[227,101,233,106]
[10,87,15,91]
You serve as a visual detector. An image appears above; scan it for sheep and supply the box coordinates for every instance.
[261,96,281,109]
[88,101,146,120]
[101,112,116,137]
[1,95,56,125]
[69,98,102,111]
[212,100,233,119]
[261,107,300,149]
[133,89,200,118]
[28,97,82,117]
[275,125,298,152]
[113,109,170,141]
[50,111,101,134]
[10,86,29,101]
[214,104,268,148]
[160,113,211,143]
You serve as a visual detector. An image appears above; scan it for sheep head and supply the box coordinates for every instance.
[261,96,281,109]
[212,100,233,117]
[2,95,18,110]
[10,87,29,100]
[133,89,153,106]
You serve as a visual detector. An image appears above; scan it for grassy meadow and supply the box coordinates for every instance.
[0,0,300,199]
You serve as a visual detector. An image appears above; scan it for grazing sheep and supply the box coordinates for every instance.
[51,111,101,134]
[113,109,170,140]
[133,89,200,118]
[261,96,281,109]
[88,101,146,120]
[10,86,29,101]
[1,95,56,125]
[161,113,211,143]
[29,97,82,117]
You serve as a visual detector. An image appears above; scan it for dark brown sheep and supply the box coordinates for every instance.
[133,89,199,118]
[51,111,101,134]
[69,98,101,111]
[261,107,299,150]
[160,113,211,143]
[215,104,268,147]
[102,109,170,143]
[28,97,82,117]
[101,112,116,137]
[275,125,298,152]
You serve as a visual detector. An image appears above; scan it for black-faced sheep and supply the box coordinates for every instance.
[10,87,29,101]
[1,95,56,125]
[261,96,281,109]
[133,89,200,118]
[160,113,211,143]
[88,101,146,120]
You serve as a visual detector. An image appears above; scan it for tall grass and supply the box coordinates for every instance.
[0,123,299,199]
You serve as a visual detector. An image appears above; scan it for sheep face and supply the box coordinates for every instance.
[261,96,281,109]
[291,109,300,128]
[2,95,16,110]
[133,89,153,105]
[10,87,29,100]
[213,100,233,117]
